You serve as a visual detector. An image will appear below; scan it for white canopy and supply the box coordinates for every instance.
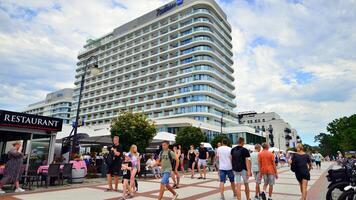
[201,142,212,149]
[153,132,176,142]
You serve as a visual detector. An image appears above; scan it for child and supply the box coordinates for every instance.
[122,154,133,199]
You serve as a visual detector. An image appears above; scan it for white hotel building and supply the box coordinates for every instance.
[23,88,73,124]
[72,0,265,144]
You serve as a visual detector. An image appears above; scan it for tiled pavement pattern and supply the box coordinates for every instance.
[3,162,333,200]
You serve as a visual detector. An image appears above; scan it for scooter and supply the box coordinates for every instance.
[337,162,356,200]
[326,159,356,200]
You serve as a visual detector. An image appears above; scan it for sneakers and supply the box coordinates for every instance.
[0,189,5,194]
[15,188,25,193]
[254,195,260,200]
[268,198,273,200]
[220,194,225,200]
[260,192,266,200]
[172,193,179,200]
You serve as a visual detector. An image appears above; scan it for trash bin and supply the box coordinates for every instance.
[71,167,86,183]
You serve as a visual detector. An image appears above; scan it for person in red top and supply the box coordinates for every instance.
[258,143,278,200]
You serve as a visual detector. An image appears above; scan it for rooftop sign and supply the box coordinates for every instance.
[0,110,63,132]
[156,0,184,16]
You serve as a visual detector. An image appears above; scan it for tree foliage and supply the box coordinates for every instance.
[314,114,356,156]
[211,134,231,148]
[110,112,156,152]
[175,126,205,152]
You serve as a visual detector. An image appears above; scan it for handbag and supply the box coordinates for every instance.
[105,152,113,167]
[290,155,297,172]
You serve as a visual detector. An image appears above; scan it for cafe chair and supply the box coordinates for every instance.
[21,165,40,190]
[61,163,73,185]
[42,164,61,187]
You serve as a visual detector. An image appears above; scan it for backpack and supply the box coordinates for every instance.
[159,150,176,169]
[231,147,244,172]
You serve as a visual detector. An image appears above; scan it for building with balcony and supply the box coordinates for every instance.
[23,88,73,124]
[238,111,299,150]
[72,0,265,144]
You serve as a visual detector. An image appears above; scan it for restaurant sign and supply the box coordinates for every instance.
[156,0,183,16]
[0,110,63,132]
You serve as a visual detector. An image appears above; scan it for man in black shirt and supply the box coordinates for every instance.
[106,136,123,192]
[231,137,252,200]
[197,143,209,179]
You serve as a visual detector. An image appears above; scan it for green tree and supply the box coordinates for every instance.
[314,133,339,156]
[314,114,356,156]
[211,134,231,148]
[175,126,205,152]
[110,112,156,152]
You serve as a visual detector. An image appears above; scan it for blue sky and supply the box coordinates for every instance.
[1,0,356,145]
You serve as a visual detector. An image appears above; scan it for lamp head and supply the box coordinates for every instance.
[90,64,101,76]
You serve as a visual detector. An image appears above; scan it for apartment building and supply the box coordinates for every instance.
[238,111,299,150]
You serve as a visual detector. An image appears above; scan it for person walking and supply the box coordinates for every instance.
[290,143,312,200]
[231,137,252,200]
[216,139,235,200]
[172,145,180,188]
[313,151,323,170]
[197,143,209,179]
[187,145,197,178]
[156,141,179,200]
[215,142,222,176]
[0,141,25,194]
[178,145,185,175]
[106,136,123,192]
[251,144,262,200]
[128,145,140,192]
[258,143,278,200]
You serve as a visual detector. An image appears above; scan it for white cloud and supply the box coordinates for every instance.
[219,0,356,144]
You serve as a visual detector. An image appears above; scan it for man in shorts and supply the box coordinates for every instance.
[231,137,251,200]
[106,136,123,192]
[156,141,179,200]
[313,151,323,170]
[197,143,209,179]
[216,139,235,200]
[258,143,278,200]
[250,144,262,200]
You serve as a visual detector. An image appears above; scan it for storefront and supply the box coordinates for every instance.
[0,110,62,172]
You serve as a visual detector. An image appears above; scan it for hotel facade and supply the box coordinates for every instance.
[72,0,265,144]
[23,88,73,124]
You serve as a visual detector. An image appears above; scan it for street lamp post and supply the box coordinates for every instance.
[220,112,224,134]
[71,55,100,157]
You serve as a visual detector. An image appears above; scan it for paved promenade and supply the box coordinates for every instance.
[3,162,333,200]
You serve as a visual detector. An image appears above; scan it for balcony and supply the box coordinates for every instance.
[285,135,292,140]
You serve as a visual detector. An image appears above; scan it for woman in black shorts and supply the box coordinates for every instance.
[290,143,312,200]
[187,145,197,179]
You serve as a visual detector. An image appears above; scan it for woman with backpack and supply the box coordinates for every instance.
[289,143,312,200]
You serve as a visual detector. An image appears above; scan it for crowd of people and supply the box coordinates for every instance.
[0,136,326,200]
[103,135,319,200]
